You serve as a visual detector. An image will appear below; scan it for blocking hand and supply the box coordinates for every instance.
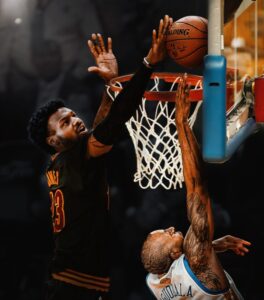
[87,33,118,83]
[145,15,172,66]
[175,74,191,124]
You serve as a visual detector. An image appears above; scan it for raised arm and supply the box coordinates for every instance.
[175,76,221,284]
[87,34,118,129]
[88,15,172,157]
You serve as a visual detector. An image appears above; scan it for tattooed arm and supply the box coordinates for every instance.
[175,76,229,290]
[175,76,213,238]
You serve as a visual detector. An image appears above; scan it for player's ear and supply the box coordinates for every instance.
[46,135,58,147]
[170,249,181,260]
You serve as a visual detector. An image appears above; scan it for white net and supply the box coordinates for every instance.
[107,75,202,190]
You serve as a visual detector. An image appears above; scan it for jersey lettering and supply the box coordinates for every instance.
[49,189,65,233]
[160,283,193,299]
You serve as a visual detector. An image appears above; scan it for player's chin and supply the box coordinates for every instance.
[174,231,183,238]
[78,129,89,137]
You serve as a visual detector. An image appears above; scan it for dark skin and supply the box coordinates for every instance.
[176,75,250,297]
[212,235,250,256]
[150,228,250,260]
[147,76,250,298]
[46,15,172,159]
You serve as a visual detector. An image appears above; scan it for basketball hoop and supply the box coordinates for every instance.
[109,72,203,102]
[108,72,203,190]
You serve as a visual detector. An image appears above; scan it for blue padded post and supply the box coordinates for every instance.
[203,55,226,162]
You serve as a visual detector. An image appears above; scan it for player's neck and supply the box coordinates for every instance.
[159,277,171,285]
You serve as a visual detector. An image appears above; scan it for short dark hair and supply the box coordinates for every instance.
[141,233,173,274]
[27,99,65,154]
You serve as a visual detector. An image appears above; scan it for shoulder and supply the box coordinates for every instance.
[147,257,182,286]
[57,135,91,165]
[71,135,90,157]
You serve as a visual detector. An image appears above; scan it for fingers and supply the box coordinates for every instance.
[92,33,103,54]
[87,33,109,56]
[87,34,101,57]
[155,15,170,42]
[176,78,183,101]
[163,15,170,34]
[107,37,113,53]
[179,74,189,100]
[158,18,164,38]
[152,29,157,48]
[87,39,98,58]
[184,74,191,98]
[240,246,250,253]
[236,248,249,256]
[235,249,245,256]
[241,239,251,246]
[97,33,106,52]
[230,237,251,247]
[183,73,187,87]
[239,241,251,253]
[158,15,170,40]
[87,66,100,73]
[233,240,251,256]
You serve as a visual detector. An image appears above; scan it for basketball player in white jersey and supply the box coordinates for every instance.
[141,76,250,300]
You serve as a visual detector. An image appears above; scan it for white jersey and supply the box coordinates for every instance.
[147,254,243,300]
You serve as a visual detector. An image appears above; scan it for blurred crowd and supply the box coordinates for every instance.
[0,0,263,299]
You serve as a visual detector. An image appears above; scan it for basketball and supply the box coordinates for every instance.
[166,16,208,68]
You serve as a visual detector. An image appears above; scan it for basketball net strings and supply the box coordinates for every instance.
[106,77,202,190]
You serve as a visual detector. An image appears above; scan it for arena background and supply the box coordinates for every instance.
[0,0,263,299]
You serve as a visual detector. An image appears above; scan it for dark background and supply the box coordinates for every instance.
[0,0,263,299]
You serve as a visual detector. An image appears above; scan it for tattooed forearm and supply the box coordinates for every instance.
[184,192,211,270]
[187,192,210,242]
[184,227,209,262]
[183,226,210,268]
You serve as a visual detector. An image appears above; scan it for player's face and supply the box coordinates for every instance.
[150,227,184,259]
[47,107,88,152]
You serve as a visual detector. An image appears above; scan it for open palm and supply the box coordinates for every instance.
[88,33,118,83]
[145,15,172,66]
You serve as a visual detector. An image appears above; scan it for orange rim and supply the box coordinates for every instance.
[109,72,203,102]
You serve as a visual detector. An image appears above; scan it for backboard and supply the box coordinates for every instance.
[224,0,259,86]
[202,0,259,162]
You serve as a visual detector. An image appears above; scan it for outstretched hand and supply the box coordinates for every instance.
[145,15,172,66]
[213,235,251,256]
[87,33,118,83]
[175,74,191,124]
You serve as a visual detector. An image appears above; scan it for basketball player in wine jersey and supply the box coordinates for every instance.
[28,15,173,300]
[141,76,250,300]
